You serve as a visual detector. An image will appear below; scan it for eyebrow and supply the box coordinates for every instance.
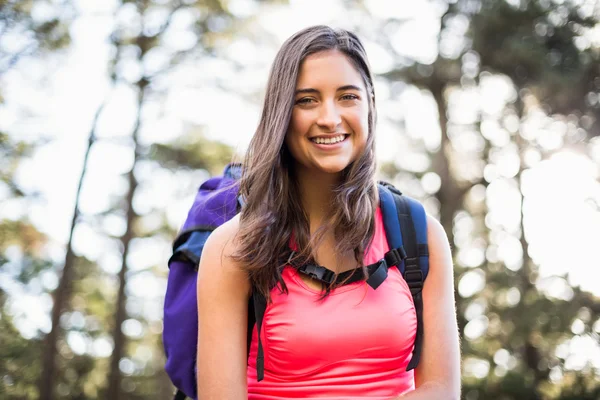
[295,85,363,95]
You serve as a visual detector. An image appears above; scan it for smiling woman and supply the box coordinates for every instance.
[287,51,370,177]
[195,25,461,400]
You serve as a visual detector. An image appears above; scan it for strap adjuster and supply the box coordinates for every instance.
[404,269,423,282]
[384,247,407,267]
[404,268,424,294]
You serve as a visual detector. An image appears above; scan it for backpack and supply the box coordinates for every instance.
[163,163,430,400]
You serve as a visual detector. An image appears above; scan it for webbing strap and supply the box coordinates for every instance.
[246,298,255,356]
[407,289,424,371]
[366,260,388,290]
[393,194,417,264]
[378,184,403,250]
[252,291,267,381]
[392,192,425,371]
[384,247,406,268]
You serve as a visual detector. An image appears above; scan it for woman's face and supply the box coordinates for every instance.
[285,50,370,177]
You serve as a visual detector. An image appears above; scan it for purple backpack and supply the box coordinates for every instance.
[163,163,246,400]
[163,163,430,400]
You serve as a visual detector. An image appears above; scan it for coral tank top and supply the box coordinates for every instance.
[247,208,417,399]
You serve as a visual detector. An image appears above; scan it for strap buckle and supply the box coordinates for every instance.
[301,264,335,284]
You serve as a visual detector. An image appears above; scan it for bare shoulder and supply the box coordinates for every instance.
[198,213,250,295]
[202,213,242,259]
[426,214,450,250]
[425,214,453,272]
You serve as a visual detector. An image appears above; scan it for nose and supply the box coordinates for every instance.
[316,100,342,131]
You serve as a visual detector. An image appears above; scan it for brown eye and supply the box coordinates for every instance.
[295,98,315,105]
[340,94,359,101]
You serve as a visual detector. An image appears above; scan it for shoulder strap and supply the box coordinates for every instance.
[252,291,267,381]
[378,183,404,258]
[378,182,429,371]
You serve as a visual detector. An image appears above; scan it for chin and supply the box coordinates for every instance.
[314,161,351,175]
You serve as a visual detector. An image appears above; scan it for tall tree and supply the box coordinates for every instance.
[366,0,600,397]
[1,2,74,397]
[39,101,107,400]
[102,0,278,397]
[460,2,600,398]
[107,82,145,400]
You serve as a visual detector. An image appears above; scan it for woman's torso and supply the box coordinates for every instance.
[247,208,417,399]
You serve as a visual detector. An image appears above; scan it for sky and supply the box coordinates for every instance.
[1,0,600,373]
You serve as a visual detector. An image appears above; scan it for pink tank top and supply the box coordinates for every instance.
[247,208,417,399]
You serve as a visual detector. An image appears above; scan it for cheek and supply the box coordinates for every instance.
[350,105,370,137]
[286,110,312,155]
[289,110,310,134]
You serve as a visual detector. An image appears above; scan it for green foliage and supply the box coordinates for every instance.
[0,133,37,198]
[471,0,595,78]
[0,306,43,400]
[0,219,47,253]
[0,0,72,72]
[469,0,600,134]
[148,131,234,175]
[0,221,49,398]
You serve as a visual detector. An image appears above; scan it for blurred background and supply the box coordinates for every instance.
[1,0,600,399]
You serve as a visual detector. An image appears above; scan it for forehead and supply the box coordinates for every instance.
[296,50,365,90]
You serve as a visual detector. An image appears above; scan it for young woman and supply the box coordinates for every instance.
[196,26,460,399]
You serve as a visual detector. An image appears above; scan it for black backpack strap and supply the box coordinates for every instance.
[247,296,256,356]
[173,389,187,400]
[252,290,267,381]
[390,188,425,371]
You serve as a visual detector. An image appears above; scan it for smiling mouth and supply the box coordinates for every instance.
[310,134,349,145]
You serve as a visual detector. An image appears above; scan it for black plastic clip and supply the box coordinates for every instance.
[300,264,335,284]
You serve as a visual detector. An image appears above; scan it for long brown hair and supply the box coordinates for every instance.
[233,25,378,300]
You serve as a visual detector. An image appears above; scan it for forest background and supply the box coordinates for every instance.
[1,0,600,399]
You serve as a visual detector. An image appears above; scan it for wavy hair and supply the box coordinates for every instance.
[233,25,378,300]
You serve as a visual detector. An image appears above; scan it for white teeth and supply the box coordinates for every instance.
[313,135,345,144]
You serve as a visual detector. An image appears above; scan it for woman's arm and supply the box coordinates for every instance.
[196,215,251,400]
[395,214,461,400]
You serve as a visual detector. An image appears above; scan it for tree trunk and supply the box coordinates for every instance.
[430,82,462,247]
[106,83,146,400]
[514,94,545,397]
[39,101,106,400]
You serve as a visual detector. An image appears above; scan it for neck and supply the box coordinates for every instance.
[294,165,343,233]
